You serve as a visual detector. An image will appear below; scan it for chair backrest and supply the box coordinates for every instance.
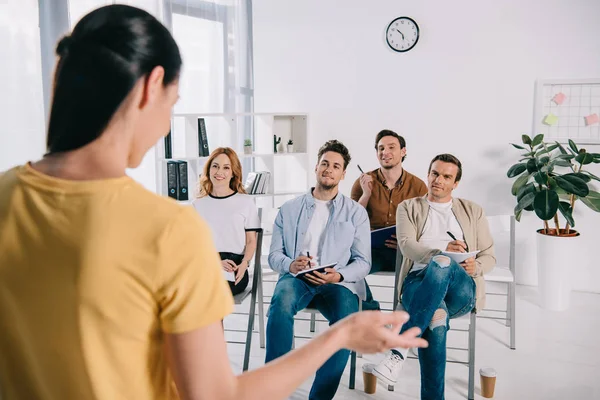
[486,215,515,274]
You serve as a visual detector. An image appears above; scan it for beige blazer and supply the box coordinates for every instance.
[396,196,496,311]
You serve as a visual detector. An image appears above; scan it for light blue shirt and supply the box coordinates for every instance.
[268,189,371,300]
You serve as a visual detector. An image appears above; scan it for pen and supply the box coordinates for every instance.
[447,231,468,252]
[357,164,364,174]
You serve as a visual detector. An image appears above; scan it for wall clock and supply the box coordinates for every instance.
[386,17,419,52]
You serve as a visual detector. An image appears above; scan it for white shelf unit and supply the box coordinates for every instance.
[154,113,311,212]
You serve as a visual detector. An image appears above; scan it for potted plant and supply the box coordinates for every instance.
[287,139,294,153]
[244,138,252,155]
[507,133,600,310]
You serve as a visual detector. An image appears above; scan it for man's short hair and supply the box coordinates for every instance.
[317,140,351,170]
[428,154,463,182]
[375,129,406,162]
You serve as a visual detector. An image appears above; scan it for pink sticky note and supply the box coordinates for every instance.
[552,92,566,105]
[585,113,599,126]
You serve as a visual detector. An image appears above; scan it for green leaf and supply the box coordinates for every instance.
[534,171,548,186]
[517,183,537,211]
[526,158,538,173]
[515,192,536,214]
[556,142,567,155]
[553,160,574,168]
[536,156,550,169]
[511,173,530,196]
[555,174,590,197]
[572,172,591,183]
[568,139,579,154]
[511,143,526,150]
[581,191,600,212]
[515,208,523,222]
[517,182,536,199]
[536,143,559,156]
[555,154,575,160]
[575,152,594,165]
[534,189,559,220]
[531,134,544,147]
[507,163,527,178]
[581,171,600,182]
[557,201,575,227]
[522,135,532,145]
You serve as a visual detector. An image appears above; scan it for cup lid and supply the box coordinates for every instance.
[479,367,497,377]
[362,363,375,373]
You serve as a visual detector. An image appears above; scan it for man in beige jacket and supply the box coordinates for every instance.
[372,154,495,400]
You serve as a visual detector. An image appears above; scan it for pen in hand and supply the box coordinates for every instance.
[446,231,468,252]
[357,164,364,174]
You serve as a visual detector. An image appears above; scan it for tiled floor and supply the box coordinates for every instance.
[223,282,600,399]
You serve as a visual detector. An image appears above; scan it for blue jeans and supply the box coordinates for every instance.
[400,256,476,400]
[265,274,359,400]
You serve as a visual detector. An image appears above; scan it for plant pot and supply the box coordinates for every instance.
[243,145,252,155]
[536,229,580,311]
[287,144,294,153]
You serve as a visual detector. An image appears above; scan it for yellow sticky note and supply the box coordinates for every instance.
[543,113,558,126]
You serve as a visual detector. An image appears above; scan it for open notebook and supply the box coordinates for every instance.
[292,262,338,281]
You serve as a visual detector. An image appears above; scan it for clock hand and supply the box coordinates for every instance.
[395,29,405,40]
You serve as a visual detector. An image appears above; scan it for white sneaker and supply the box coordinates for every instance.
[372,351,405,385]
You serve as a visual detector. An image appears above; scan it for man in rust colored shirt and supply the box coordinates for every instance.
[351,130,427,309]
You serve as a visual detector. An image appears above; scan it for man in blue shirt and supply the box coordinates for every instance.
[266,140,371,400]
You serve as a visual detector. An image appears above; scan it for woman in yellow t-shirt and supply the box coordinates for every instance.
[0,5,426,400]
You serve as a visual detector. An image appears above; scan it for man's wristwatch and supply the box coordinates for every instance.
[337,272,344,282]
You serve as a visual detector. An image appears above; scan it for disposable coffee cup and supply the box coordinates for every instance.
[479,367,497,398]
[362,364,377,394]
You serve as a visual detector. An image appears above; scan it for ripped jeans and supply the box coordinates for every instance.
[400,255,476,400]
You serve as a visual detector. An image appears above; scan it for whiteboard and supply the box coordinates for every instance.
[533,79,600,144]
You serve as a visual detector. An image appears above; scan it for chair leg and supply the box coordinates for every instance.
[258,271,266,349]
[349,351,356,389]
[243,267,261,371]
[468,312,476,400]
[505,282,511,328]
[509,281,516,350]
[310,313,316,333]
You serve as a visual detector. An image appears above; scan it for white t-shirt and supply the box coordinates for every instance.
[192,192,260,255]
[412,199,464,272]
[302,198,332,266]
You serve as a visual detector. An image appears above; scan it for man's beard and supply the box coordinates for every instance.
[317,177,338,191]
[380,159,399,170]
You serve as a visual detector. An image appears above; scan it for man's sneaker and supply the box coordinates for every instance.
[372,351,404,385]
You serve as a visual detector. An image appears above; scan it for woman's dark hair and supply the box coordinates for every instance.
[317,140,352,170]
[47,5,182,154]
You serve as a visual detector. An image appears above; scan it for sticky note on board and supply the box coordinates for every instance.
[543,113,559,126]
[584,113,599,126]
[552,92,566,105]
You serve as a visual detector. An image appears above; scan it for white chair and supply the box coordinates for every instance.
[223,229,266,371]
[482,215,516,350]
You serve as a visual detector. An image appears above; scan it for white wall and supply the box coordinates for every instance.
[252,0,600,292]
[0,0,45,172]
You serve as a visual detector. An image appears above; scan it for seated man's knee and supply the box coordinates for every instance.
[431,255,451,268]
[429,308,448,331]
[270,283,299,316]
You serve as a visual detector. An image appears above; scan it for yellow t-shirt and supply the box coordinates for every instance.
[0,163,234,400]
